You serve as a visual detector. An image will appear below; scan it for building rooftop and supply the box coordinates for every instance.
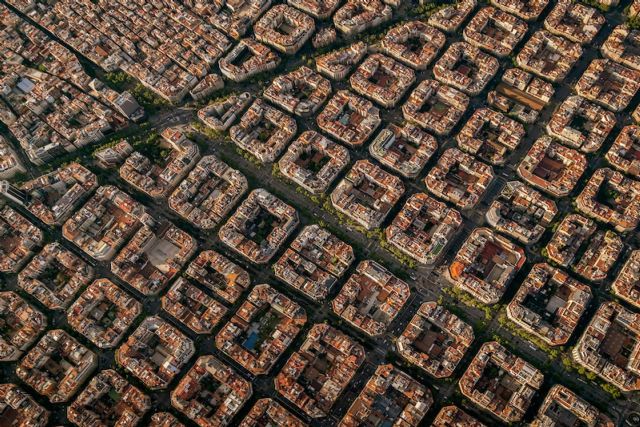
[572,301,640,392]
[576,167,640,232]
[402,79,469,136]
[68,369,150,427]
[161,277,227,334]
[333,0,392,37]
[67,278,142,349]
[198,92,252,132]
[456,107,525,165]
[434,42,499,96]
[206,0,271,39]
[612,250,640,309]
[507,263,591,346]
[219,189,299,264]
[110,222,196,295]
[0,59,120,165]
[350,53,416,108]
[544,0,605,44]
[216,284,306,375]
[278,130,350,194]
[606,125,640,179]
[431,405,485,427]
[369,123,437,178]
[0,291,46,362]
[274,224,354,301]
[264,66,331,117]
[397,302,474,378]
[330,159,405,230]
[485,181,557,245]
[185,250,251,305]
[116,316,195,390]
[517,136,587,198]
[1,162,97,225]
[380,20,445,70]
[171,355,252,427]
[490,0,548,20]
[254,4,315,55]
[487,67,555,124]
[314,26,337,48]
[18,242,94,310]
[314,25,337,48]
[573,229,622,282]
[62,185,154,261]
[0,383,49,427]
[230,99,297,163]
[339,364,433,427]
[239,398,305,427]
[459,341,544,423]
[0,205,43,273]
[386,193,462,265]
[424,148,494,210]
[16,329,97,403]
[429,0,477,32]
[463,6,528,57]
[317,90,382,147]
[575,59,640,112]
[168,155,248,230]
[448,227,526,305]
[516,30,582,82]
[219,38,281,83]
[149,412,185,427]
[0,135,25,180]
[316,42,367,80]
[7,0,232,104]
[332,260,410,336]
[545,213,597,267]
[275,323,365,418]
[549,215,618,282]
[531,384,614,427]
[119,129,200,198]
[602,25,640,71]
[288,0,341,19]
[189,73,224,102]
[94,140,133,170]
